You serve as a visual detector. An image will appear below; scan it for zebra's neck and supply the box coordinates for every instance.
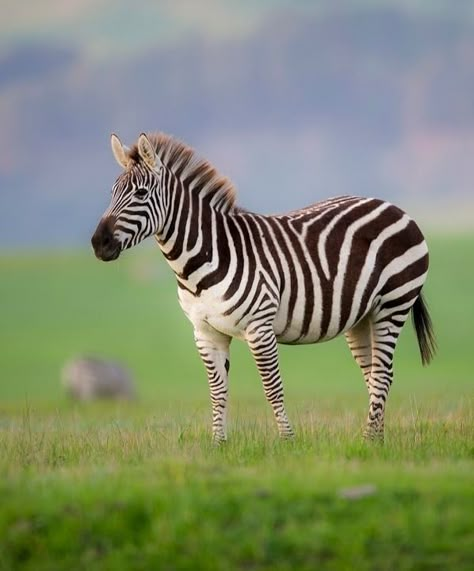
[132,133,237,293]
[154,172,229,294]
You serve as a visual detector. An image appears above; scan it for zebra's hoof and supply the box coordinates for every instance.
[363,431,384,445]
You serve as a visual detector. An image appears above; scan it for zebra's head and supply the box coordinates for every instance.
[92,133,164,261]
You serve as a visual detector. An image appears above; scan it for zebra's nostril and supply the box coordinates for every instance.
[92,216,117,251]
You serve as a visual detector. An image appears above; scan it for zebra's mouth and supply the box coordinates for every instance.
[96,245,121,262]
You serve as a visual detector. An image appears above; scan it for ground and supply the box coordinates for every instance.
[0,235,473,570]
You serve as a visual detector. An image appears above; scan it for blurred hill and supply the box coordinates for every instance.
[1,2,473,246]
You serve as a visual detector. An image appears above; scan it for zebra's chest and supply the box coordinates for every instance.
[177,288,247,340]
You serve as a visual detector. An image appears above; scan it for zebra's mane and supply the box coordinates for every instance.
[129,132,237,212]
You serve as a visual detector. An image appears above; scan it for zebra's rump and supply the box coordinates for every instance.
[263,196,429,344]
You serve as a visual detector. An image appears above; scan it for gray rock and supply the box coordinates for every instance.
[61,356,136,400]
[338,484,377,500]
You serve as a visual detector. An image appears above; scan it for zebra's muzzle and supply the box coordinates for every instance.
[91,217,121,262]
[95,244,120,262]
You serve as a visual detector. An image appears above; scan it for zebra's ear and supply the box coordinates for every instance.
[137,133,157,169]
[110,134,130,169]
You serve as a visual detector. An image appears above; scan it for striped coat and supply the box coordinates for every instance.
[92,133,436,443]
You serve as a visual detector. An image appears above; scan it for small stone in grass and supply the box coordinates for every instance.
[338,484,377,500]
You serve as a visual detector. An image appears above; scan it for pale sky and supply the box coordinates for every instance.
[0,0,296,59]
[1,0,468,60]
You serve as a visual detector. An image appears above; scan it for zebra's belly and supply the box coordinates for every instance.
[273,303,360,345]
[178,285,362,344]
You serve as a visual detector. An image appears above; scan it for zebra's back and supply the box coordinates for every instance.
[254,196,429,344]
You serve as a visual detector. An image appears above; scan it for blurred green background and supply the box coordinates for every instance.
[1,234,471,409]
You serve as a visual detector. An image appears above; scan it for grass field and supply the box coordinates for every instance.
[0,234,473,569]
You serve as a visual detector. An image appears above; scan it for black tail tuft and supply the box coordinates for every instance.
[412,292,437,366]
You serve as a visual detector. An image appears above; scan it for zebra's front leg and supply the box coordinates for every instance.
[246,324,294,439]
[194,327,231,444]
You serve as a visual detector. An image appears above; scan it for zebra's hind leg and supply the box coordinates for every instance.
[364,306,411,443]
[194,326,231,444]
[246,324,294,439]
[345,315,373,389]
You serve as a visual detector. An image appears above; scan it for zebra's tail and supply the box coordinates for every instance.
[411,292,437,366]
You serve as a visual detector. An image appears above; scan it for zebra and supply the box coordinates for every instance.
[91,132,436,443]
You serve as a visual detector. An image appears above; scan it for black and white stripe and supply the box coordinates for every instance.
[92,132,436,443]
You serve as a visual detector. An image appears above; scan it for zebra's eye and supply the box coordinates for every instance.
[135,187,148,199]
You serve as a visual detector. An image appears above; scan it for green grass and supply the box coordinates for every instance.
[0,234,473,569]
